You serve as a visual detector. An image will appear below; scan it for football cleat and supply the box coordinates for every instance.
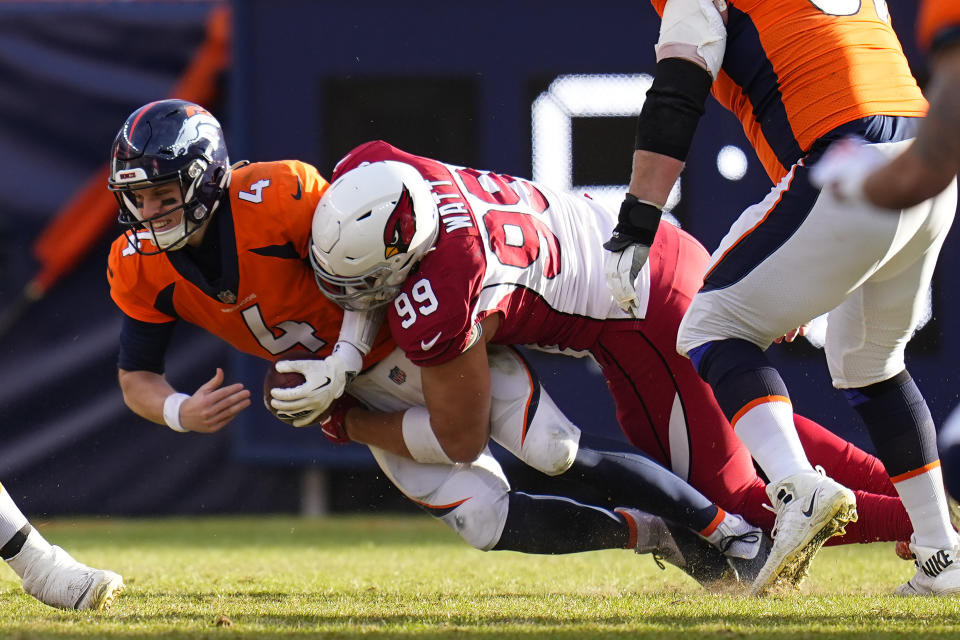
[715,521,773,585]
[17,543,124,610]
[618,508,739,591]
[895,535,960,596]
[750,469,858,596]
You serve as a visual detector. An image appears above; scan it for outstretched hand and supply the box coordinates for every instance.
[178,368,251,433]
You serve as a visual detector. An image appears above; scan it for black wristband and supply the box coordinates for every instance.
[603,194,662,251]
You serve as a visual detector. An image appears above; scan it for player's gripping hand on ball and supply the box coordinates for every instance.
[269,342,363,427]
[172,368,252,433]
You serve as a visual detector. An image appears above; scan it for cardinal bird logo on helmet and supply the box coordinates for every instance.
[383,186,417,259]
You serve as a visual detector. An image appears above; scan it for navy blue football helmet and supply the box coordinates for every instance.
[107,99,231,253]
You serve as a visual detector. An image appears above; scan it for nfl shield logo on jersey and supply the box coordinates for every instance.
[388,366,407,385]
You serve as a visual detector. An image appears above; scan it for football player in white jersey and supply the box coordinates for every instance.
[288,140,920,594]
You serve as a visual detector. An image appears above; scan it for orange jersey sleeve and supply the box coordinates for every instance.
[917,0,960,53]
[107,160,395,368]
[650,0,926,183]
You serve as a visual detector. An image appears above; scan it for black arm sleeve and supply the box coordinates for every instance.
[117,313,177,374]
[635,57,713,161]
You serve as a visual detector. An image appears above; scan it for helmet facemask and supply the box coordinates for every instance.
[308,243,412,311]
[112,160,223,254]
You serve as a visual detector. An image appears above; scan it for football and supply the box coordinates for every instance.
[263,349,326,425]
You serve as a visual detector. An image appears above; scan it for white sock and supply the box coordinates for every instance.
[732,399,813,485]
[894,464,955,550]
[0,483,28,551]
[6,528,51,580]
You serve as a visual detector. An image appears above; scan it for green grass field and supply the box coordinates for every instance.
[2,515,960,639]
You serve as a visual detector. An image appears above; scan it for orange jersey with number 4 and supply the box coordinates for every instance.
[917,0,960,52]
[651,0,926,182]
[107,160,394,365]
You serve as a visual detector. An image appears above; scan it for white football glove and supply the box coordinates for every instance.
[809,136,888,204]
[269,341,363,427]
[604,243,649,317]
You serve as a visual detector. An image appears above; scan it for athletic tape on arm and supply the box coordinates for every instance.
[337,307,385,356]
[402,405,455,464]
[656,0,727,80]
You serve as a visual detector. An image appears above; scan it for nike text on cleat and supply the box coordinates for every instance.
[750,469,857,596]
[895,534,960,596]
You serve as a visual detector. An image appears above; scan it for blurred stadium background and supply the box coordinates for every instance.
[0,0,953,520]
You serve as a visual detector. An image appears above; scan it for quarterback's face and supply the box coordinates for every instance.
[133,183,184,230]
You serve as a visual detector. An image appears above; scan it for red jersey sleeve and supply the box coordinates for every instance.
[388,235,485,367]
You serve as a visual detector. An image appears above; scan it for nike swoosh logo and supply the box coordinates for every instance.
[72,575,96,609]
[316,376,331,389]
[291,176,302,200]
[421,332,442,351]
[801,491,818,518]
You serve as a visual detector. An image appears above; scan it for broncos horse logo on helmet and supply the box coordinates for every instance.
[107,99,232,254]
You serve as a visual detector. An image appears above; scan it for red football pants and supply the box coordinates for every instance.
[592,222,909,544]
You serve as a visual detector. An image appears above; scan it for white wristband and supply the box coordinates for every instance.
[163,393,190,433]
[401,406,454,464]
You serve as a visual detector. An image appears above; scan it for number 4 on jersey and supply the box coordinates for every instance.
[241,304,326,355]
[238,179,271,203]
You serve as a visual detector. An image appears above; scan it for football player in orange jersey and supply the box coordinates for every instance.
[105,99,780,591]
[605,0,959,595]
[832,0,960,554]
[847,0,960,211]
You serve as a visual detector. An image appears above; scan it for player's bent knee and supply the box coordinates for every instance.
[438,487,510,551]
[825,342,906,390]
[486,346,580,476]
[379,445,512,551]
[515,393,580,476]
